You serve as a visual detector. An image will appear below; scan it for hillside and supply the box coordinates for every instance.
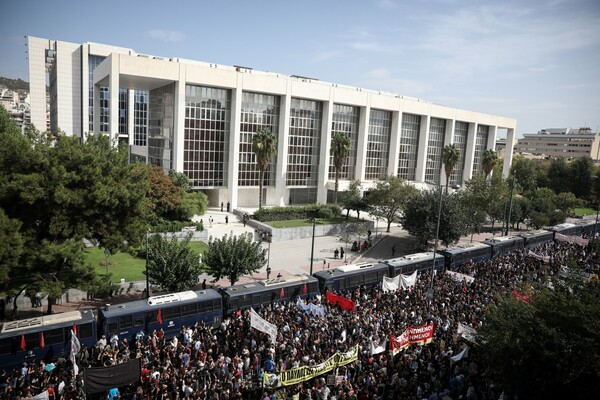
[0,77,29,91]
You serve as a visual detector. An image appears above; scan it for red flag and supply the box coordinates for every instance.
[20,333,26,351]
[157,309,163,324]
[512,289,530,304]
[72,322,77,336]
[303,283,307,294]
[280,288,285,298]
[40,332,45,349]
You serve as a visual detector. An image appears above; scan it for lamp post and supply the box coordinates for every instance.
[426,159,443,301]
[145,231,150,298]
[104,247,110,275]
[266,238,272,279]
[309,218,316,275]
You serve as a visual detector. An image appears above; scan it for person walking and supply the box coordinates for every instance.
[340,247,345,260]
[391,244,396,257]
[225,215,229,224]
[220,202,224,212]
[227,202,231,212]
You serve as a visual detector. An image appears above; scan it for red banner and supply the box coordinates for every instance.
[512,289,530,304]
[326,292,355,312]
[389,323,435,355]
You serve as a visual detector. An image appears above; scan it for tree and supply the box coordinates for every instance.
[442,144,460,192]
[330,132,352,203]
[476,282,600,399]
[367,176,418,232]
[143,165,184,222]
[401,189,467,247]
[510,156,538,196]
[168,169,191,191]
[0,209,23,284]
[145,233,201,293]
[202,232,267,286]
[252,128,277,209]
[546,157,570,194]
[481,149,499,179]
[0,109,150,314]
[569,157,594,199]
[340,180,368,219]
[554,192,581,215]
[174,191,209,221]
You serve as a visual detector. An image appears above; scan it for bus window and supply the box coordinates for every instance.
[79,323,93,339]
[181,304,196,317]
[134,316,144,326]
[45,328,63,345]
[119,315,132,329]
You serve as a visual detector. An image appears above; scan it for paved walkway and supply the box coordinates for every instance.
[5,206,563,317]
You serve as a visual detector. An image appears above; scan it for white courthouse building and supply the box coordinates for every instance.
[28,36,517,208]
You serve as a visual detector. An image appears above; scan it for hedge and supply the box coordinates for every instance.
[152,220,204,233]
[253,204,342,222]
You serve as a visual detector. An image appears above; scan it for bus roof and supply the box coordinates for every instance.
[220,274,316,297]
[0,310,95,334]
[384,252,443,265]
[484,236,524,243]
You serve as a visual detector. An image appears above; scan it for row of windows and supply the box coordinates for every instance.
[398,113,421,180]
[424,118,446,185]
[472,125,490,176]
[364,109,392,180]
[0,323,94,355]
[287,99,322,186]
[329,104,360,180]
[451,121,469,186]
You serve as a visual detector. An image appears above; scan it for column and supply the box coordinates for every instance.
[172,64,186,173]
[108,55,119,143]
[276,83,291,205]
[502,127,516,178]
[387,110,402,176]
[228,77,243,209]
[462,122,477,182]
[414,115,431,182]
[354,101,370,182]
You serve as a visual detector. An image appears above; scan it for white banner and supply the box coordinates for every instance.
[250,307,277,343]
[31,391,49,400]
[70,330,80,376]
[450,346,469,362]
[370,338,387,355]
[527,250,550,263]
[555,233,589,246]
[382,271,418,292]
[446,270,475,284]
[457,322,477,343]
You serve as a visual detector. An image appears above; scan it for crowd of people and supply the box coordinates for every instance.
[1,239,598,400]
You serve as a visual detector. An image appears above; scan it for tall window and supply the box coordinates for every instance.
[118,89,128,134]
[451,121,468,186]
[365,109,392,180]
[184,85,231,187]
[148,84,175,172]
[472,124,489,176]
[328,104,359,180]
[238,92,280,186]
[424,118,446,185]
[397,113,421,180]
[287,98,322,186]
[133,90,148,146]
[88,55,106,133]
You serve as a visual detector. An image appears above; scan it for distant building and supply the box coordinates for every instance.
[0,87,31,132]
[27,36,517,208]
[514,128,600,161]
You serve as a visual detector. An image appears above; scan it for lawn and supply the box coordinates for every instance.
[267,217,361,228]
[574,208,597,217]
[86,241,209,282]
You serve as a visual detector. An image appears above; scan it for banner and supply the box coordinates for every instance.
[70,330,80,376]
[457,322,477,343]
[555,233,589,246]
[84,358,141,394]
[382,271,418,292]
[389,323,435,355]
[512,289,531,304]
[527,250,550,263]
[370,338,387,355]
[446,270,475,284]
[31,391,49,400]
[296,298,326,318]
[265,345,359,387]
[326,292,355,312]
[250,307,277,343]
[450,346,469,362]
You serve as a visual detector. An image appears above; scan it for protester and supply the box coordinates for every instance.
[1,239,596,399]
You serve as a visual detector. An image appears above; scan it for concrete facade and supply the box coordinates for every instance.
[515,128,600,160]
[28,36,517,209]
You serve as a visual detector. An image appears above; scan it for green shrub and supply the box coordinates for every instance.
[152,220,204,233]
[318,207,334,219]
[253,204,342,222]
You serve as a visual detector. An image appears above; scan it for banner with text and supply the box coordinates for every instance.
[296,298,327,318]
[527,250,551,263]
[389,323,435,356]
[264,345,359,387]
[382,271,418,292]
[555,233,589,247]
[250,307,277,343]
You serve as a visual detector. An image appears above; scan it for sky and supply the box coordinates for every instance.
[1,0,599,137]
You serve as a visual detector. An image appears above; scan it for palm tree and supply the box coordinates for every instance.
[330,132,352,203]
[252,128,277,209]
[481,149,499,179]
[442,144,460,192]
